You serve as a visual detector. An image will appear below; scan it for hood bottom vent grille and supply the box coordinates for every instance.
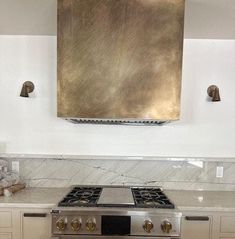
[67,118,167,126]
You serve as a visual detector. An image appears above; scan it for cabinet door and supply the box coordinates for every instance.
[0,233,11,239]
[181,216,211,239]
[22,211,51,239]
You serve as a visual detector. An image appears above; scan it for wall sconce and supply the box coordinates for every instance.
[207,85,221,102]
[20,81,35,97]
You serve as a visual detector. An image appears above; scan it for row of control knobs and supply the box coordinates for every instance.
[143,220,172,233]
[56,218,172,234]
[56,217,96,232]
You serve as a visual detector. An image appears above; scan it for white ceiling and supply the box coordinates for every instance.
[0,0,235,39]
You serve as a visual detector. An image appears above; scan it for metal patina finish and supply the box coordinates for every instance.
[57,0,185,121]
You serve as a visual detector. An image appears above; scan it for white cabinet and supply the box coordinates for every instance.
[0,233,11,239]
[220,216,235,233]
[0,208,51,239]
[21,210,51,239]
[0,212,12,228]
[181,215,212,239]
[0,210,14,239]
[219,215,235,239]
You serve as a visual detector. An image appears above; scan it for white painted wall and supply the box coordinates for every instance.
[0,0,57,35]
[0,36,235,158]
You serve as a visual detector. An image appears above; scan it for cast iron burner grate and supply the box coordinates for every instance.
[58,187,102,207]
[131,187,175,209]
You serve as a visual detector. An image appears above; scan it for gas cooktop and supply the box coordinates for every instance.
[53,186,180,238]
[58,186,174,209]
[58,187,102,207]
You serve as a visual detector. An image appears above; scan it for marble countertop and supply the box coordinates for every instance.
[0,187,70,208]
[1,187,235,212]
[166,190,235,212]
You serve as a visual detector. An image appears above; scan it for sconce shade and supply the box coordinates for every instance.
[20,81,34,97]
[207,85,221,102]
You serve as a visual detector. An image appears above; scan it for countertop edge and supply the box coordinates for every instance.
[1,203,235,212]
[0,203,56,209]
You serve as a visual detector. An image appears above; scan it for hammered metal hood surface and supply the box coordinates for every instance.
[57,0,185,125]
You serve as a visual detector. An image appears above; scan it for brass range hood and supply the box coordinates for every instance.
[57,0,185,125]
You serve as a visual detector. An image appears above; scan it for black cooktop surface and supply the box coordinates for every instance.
[58,187,102,207]
[131,187,174,209]
[58,186,174,209]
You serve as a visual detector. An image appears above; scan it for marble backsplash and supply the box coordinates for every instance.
[2,156,235,191]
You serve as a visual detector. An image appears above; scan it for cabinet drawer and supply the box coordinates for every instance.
[22,211,51,239]
[181,215,211,239]
[0,212,12,228]
[221,216,235,233]
[0,233,11,239]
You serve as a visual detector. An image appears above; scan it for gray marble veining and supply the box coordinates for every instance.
[2,157,235,191]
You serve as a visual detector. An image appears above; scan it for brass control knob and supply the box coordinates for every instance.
[71,218,82,231]
[56,218,67,231]
[143,220,154,233]
[86,218,96,232]
[161,220,172,233]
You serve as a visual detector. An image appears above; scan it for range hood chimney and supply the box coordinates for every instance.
[57,0,185,125]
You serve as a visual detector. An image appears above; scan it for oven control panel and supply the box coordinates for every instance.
[52,215,101,235]
[131,215,180,237]
[52,212,181,237]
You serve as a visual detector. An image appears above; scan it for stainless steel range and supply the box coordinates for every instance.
[51,186,181,239]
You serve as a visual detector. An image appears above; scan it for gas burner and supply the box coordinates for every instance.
[82,191,93,197]
[143,200,165,206]
[58,187,102,207]
[140,190,160,200]
[68,198,89,205]
[132,187,174,209]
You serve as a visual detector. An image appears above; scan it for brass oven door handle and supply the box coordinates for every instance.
[185,216,209,221]
[23,213,47,218]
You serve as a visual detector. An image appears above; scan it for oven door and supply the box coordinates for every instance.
[51,237,180,239]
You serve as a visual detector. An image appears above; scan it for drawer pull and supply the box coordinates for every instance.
[185,216,209,221]
[24,213,47,218]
